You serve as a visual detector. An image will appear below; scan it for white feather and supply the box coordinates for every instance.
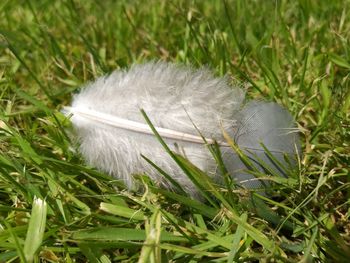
[66,62,244,194]
[65,61,300,196]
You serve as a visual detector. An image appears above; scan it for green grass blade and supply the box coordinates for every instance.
[23,196,47,262]
[1,220,26,263]
[99,202,145,221]
[227,212,247,263]
[72,227,187,242]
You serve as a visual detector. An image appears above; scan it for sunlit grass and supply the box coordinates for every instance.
[0,0,349,262]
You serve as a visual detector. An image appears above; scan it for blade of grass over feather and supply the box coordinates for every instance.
[140,109,218,206]
[220,131,278,250]
[259,142,291,175]
[222,129,259,174]
[141,154,186,195]
[173,154,231,205]
[208,141,237,205]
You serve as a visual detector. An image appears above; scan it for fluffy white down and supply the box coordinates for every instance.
[70,62,245,194]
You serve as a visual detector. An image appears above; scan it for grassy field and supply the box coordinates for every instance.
[0,0,349,262]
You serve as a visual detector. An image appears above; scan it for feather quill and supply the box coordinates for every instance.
[62,106,226,146]
[64,62,300,196]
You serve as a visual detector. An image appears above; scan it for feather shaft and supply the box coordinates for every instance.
[63,106,230,146]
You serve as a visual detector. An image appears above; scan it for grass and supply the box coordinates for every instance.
[0,0,349,262]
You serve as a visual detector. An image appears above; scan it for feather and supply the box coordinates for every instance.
[64,61,300,196]
[65,62,244,194]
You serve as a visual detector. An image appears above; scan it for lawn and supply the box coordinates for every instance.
[0,0,349,262]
